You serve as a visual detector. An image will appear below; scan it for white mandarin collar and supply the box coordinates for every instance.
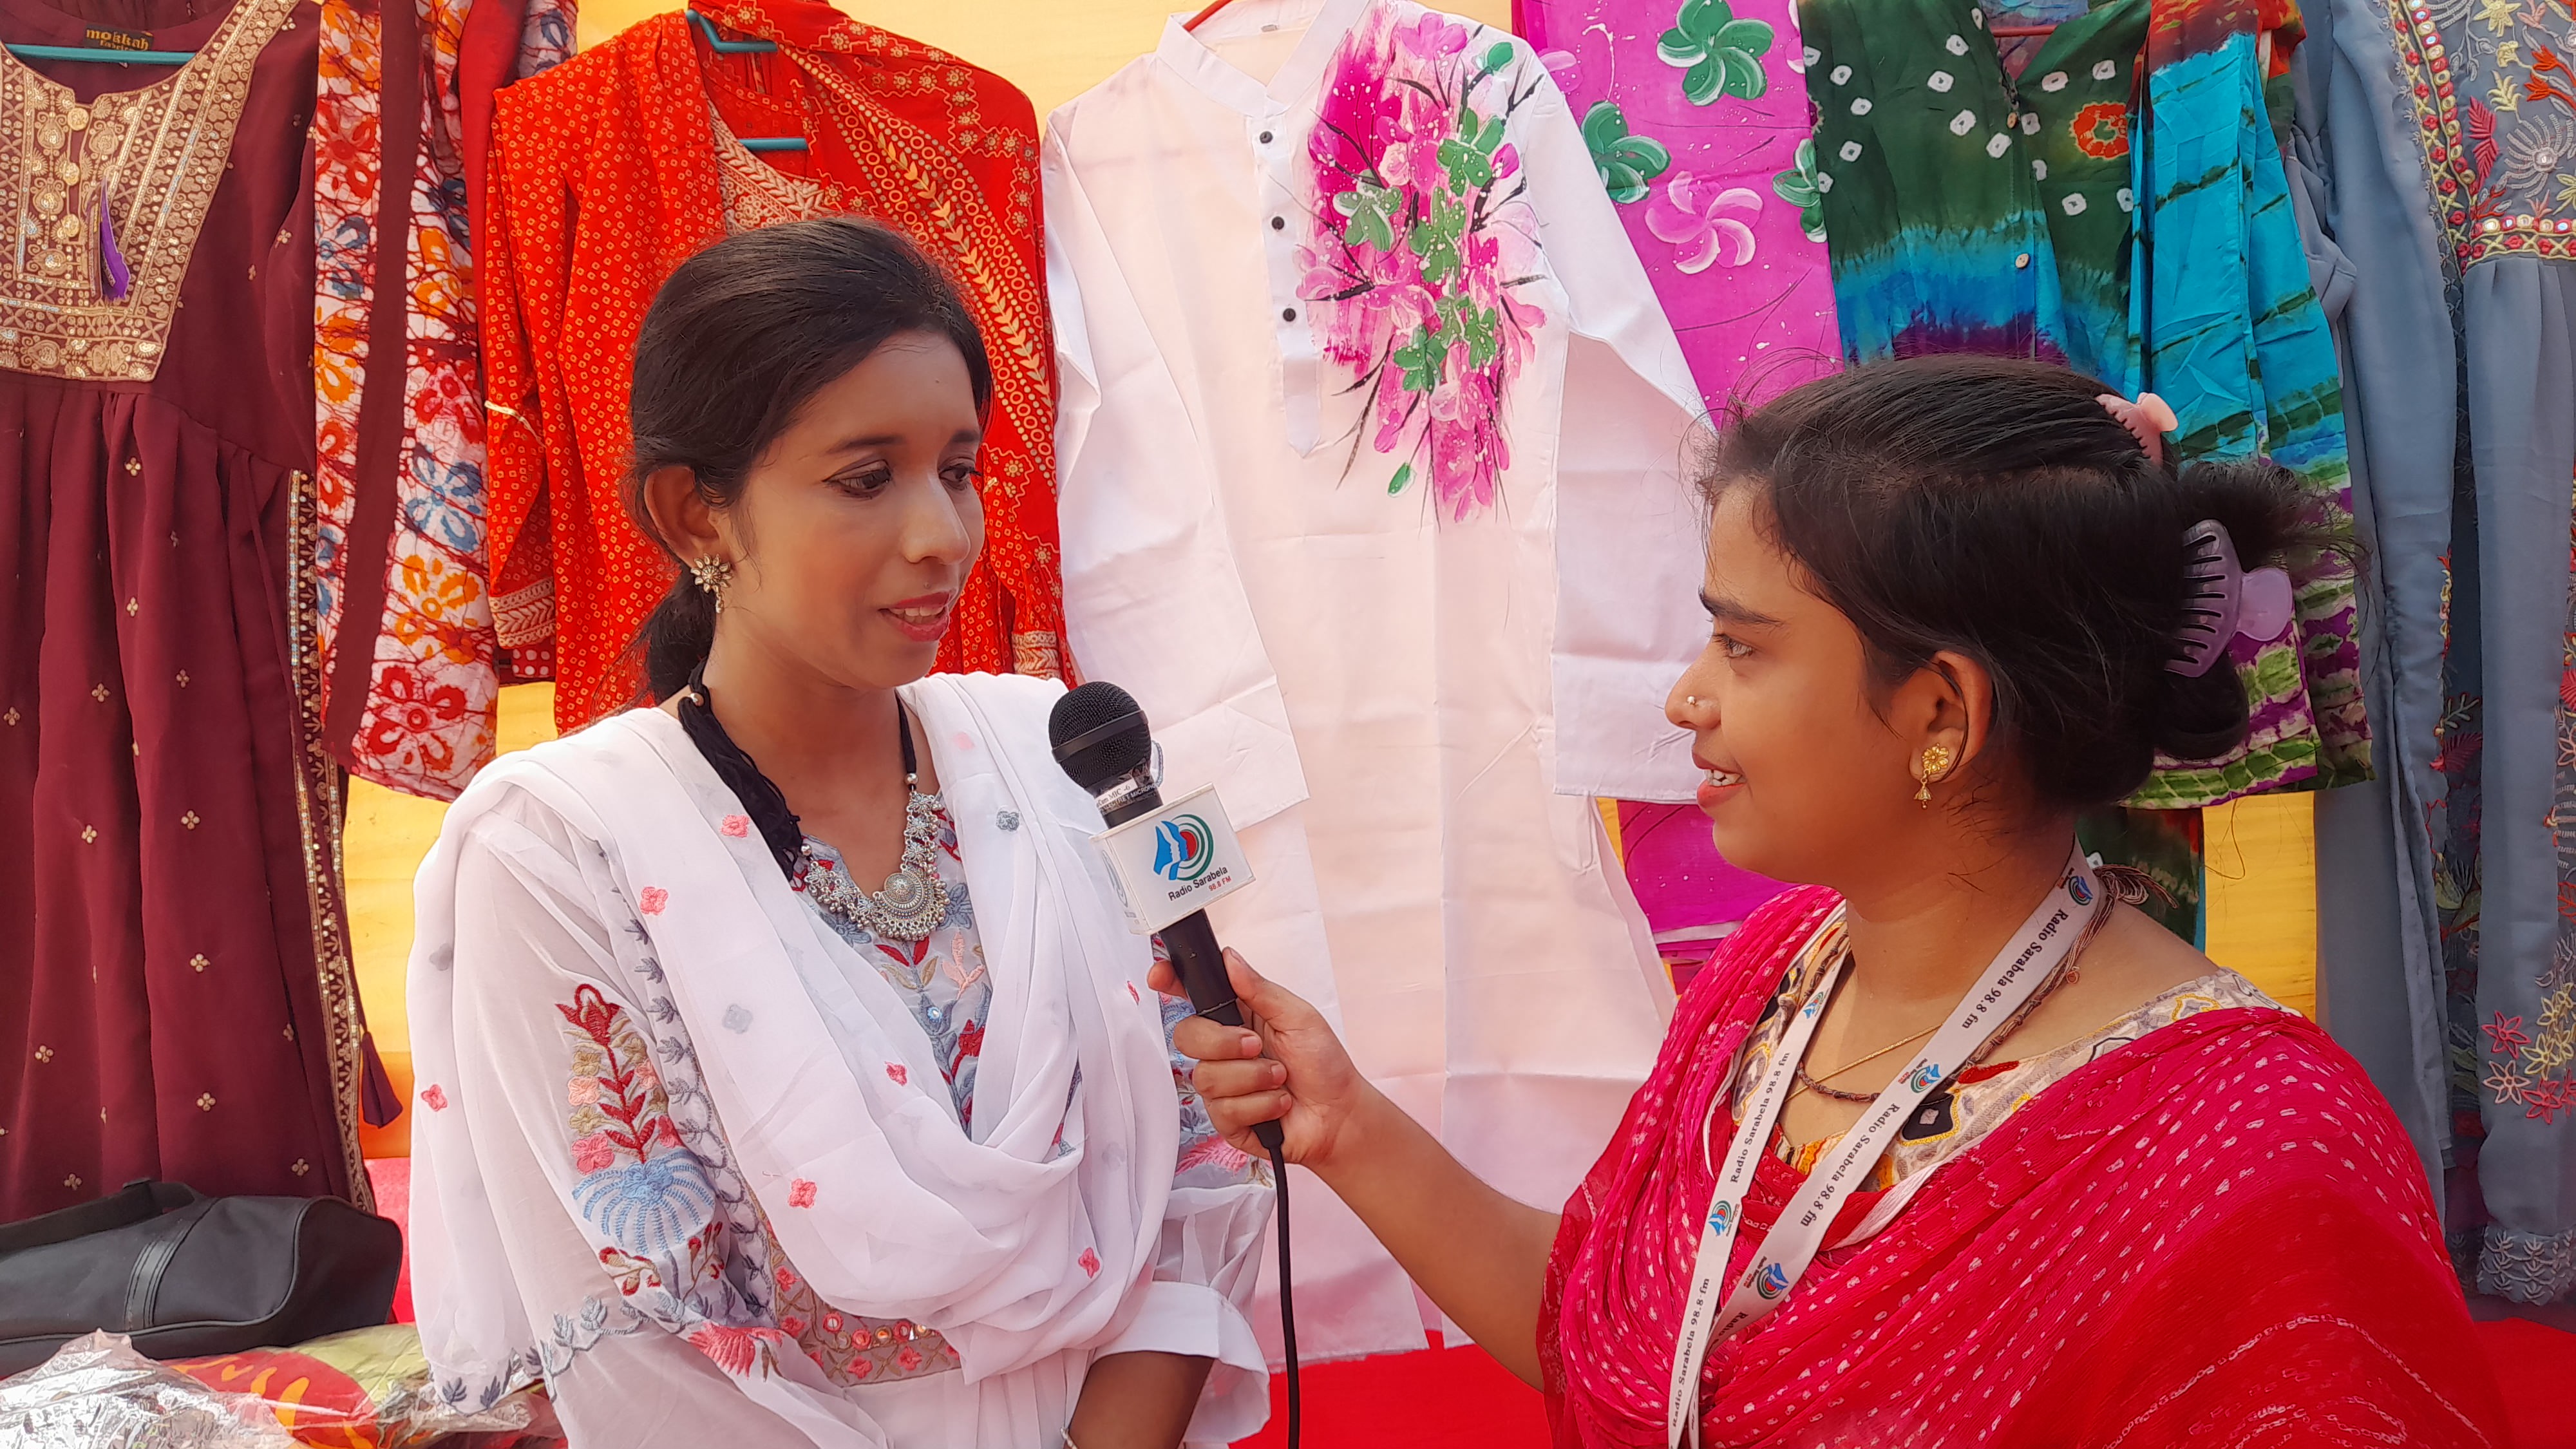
[1153,0,1378,116]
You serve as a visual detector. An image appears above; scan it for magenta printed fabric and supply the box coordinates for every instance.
[1519,0,1839,414]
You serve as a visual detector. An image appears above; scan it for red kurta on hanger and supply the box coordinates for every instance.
[479,0,1066,732]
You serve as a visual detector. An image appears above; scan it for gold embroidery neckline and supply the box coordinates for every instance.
[708,106,830,232]
[0,0,298,383]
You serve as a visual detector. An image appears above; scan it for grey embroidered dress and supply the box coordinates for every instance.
[2294,0,2576,1305]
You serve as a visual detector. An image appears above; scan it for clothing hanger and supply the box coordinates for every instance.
[687,8,807,151]
[1182,0,1237,31]
[5,39,193,64]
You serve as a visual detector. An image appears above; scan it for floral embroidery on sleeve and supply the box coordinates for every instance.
[558,984,728,1307]
[1301,8,1549,519]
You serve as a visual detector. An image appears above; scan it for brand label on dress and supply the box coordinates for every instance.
[1090,785,1255,934]
[82,26,153,50]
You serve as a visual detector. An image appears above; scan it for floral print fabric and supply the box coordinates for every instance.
[1302,7,1548,518]
[310,0,573,799]
[800,805,1267,1192]
[1520,0,1839,415]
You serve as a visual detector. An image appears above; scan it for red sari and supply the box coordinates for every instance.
[1540,887,2510,1447]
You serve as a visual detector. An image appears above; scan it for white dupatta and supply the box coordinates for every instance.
[408,672,1204,1444]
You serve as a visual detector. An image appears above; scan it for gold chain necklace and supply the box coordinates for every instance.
[1790,890,2119,1104]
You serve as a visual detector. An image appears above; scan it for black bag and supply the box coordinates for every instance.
[0,1180,402,1376]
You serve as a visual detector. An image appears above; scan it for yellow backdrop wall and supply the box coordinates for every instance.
[343,0,2316,1157]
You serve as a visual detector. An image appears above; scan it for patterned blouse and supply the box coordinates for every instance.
[1730,918,2282,1191]
[799,799,1265,1186]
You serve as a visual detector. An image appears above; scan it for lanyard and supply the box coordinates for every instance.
[1664,848,2105,1447]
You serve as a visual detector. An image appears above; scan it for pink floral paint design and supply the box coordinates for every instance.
[420,1083,448,1111]
[886,1063,909,1086]
[1078,1247,1102,1278]
[788,1178,818,1209]
[1643,173,1762,274]
[721,815,751,838]
[1301,9,1546,520]
[638,886,669,916]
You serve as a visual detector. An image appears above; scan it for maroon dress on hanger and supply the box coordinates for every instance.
[0,0,367,1217]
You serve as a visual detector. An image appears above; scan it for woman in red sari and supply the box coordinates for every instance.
[1162,357,2509,1446]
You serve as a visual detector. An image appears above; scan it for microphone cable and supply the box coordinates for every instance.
[1267,1140,1299,1448]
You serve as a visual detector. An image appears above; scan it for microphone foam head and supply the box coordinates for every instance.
[1050,681,1153,792]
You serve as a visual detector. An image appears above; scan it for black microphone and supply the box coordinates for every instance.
[1051,679,1300,1447]
[1049,681,1282,1153]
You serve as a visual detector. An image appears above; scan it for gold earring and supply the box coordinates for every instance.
[688,556,733,612]
[1915,744,1955,807]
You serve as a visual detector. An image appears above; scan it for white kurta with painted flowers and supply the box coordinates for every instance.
[1047,0,1707,1359]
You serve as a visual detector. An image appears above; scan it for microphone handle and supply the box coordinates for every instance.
[1101,780,1285,1152]
[1160,911,1244,1027]
[1165,911,1286,1152]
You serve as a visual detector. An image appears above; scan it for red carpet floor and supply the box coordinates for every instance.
[1230,1322,2576,1449]
[1231,1340,1545,1449]
[374,1162,2572,1447]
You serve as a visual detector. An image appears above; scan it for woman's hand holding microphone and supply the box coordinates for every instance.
[1148,950,1378,1173]
[1150,949,1564,1387]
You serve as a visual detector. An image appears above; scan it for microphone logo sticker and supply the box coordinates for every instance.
[1152,815,1218,884]
[1090,785,1253,934]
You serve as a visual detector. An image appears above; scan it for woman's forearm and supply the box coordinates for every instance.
[1314,1087,1561,1386]
[1066,1350,1211,1449]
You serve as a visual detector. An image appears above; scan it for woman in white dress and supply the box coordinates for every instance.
[406,218,1274,1448]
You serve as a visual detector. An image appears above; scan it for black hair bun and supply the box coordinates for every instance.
[2153,662,2253,762]
[1701,357,2343,812]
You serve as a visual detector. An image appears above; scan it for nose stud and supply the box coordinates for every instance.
[1685,696,1699,706]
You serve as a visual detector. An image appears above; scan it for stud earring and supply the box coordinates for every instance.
[688,556,734,612]
[1915,743,1955,806]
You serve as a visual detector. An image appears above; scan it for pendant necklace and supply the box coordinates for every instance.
[1791,871,2131,1104]
[800,700,950,942]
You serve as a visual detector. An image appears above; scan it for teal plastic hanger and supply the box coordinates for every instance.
[6,41,193,64]
[685,9,804,152]
[687,8,773,53]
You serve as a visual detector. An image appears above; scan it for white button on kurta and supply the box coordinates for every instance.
[1048,0,1706,1359]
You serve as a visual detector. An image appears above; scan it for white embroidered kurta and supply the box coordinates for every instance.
[1046,0,1704,1358]
[407,674,1272,1446]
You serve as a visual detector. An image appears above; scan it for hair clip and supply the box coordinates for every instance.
[2097,392,2177,467]
[2171,518,2296,676]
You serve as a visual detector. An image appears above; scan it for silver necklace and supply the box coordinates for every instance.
[799,701,949,942]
